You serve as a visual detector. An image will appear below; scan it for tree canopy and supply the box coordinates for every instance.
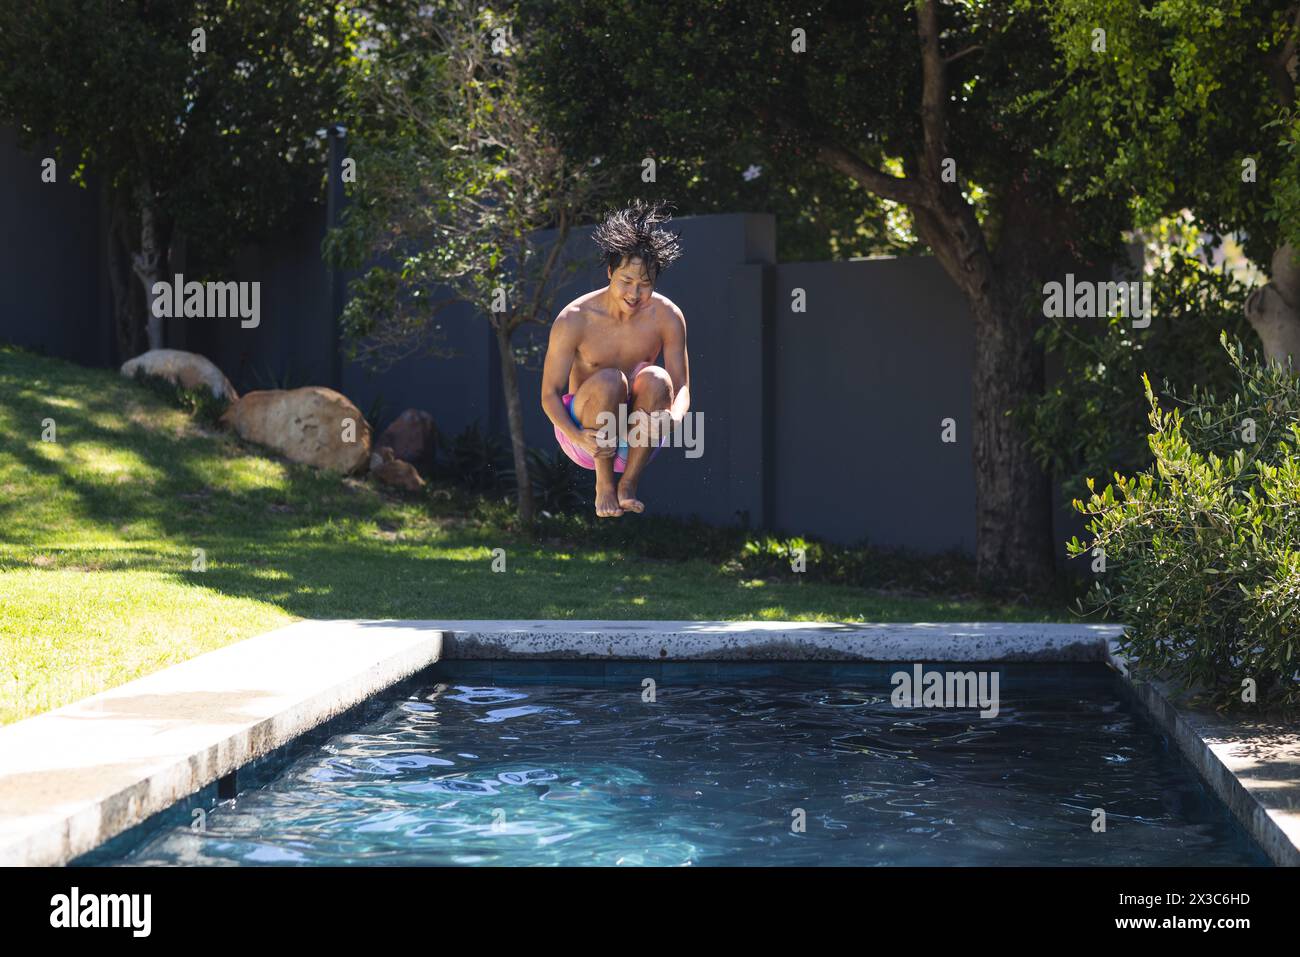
[0,0,363,352]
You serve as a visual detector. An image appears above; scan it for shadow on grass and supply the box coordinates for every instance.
[1,347,1060,623]
[1,351,385,546]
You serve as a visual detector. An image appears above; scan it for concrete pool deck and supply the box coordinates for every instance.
[0,618,1295,866]
[0,620,443,867]
[1109,650,1300,868]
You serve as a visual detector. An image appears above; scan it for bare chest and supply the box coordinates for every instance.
[571,313,662,381]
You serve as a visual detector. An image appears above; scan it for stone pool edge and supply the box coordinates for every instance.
[0,620,444,867]
[424,619,1121,661]
[1106,646,1300,868]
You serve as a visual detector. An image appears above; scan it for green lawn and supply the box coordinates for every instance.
[0,344,1072,724]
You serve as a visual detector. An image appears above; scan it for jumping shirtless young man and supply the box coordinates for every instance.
[541,200,691,517]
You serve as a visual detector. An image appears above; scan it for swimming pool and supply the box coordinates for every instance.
[78,662,1270,866]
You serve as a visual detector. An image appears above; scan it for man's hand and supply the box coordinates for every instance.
[574,427,617,459]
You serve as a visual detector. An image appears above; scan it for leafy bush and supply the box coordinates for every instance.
[1021,219,1253,505]
[1070,335,1300,710]
[129,369,229,427]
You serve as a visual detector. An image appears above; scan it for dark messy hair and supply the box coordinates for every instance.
[593,199,683,282]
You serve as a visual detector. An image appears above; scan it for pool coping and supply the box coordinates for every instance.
[2,618,1295,867]
[0,620,444,867]
[1106,646,1300,867]
[389,618,1124,661]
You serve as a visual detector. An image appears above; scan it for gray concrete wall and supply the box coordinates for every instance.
[0,128,112,367]
[769,256,977,553]
[179,204,338,393]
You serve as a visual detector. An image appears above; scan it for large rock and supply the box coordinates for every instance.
[370,446,426,492]
[219,387,371,474]
[121,348,239,401]
[375,408,437,466]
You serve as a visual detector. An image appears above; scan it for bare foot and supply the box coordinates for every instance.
[617,477,645,513]
[595,484,624,518]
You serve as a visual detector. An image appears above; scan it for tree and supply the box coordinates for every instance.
[521,0,1131,593]
[1043,0,1300,365]
[324,1,610,526]
[0,0,360,358]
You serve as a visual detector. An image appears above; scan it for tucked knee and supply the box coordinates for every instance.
[588,367,629,402]
[633,366,673,407]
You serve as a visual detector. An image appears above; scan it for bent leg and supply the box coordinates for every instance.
[619,365,673,513]
[573,367,629,517]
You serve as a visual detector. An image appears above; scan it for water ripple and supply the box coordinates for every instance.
[104,670,1268,866]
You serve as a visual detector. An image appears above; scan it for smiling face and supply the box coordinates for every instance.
[607,255,653,316]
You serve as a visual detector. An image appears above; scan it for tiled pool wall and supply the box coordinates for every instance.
[72,659,1275,866]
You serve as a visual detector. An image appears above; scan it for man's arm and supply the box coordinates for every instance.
[662,302,690,421]
[540,310,584,440]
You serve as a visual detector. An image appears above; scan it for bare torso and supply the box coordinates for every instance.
[560,288,671,394]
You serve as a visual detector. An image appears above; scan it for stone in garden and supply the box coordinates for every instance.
[120,348,239,401]
[370,445,426,492]
[219,387,371,474]
[375,408,437,466]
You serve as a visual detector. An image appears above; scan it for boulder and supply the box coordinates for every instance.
[120,348,239,401]
[370,446,426,492]
[375,408,437,466]
[219,387,371,474]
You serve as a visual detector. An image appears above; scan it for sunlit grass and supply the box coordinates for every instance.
[1,343,1067,724]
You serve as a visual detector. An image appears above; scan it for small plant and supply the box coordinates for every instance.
[246,357,313,392]
[1071,334,1300,711]
[439,421,509,492]
[739,536,823,576]
[512,447,584,514]
[364,393,392,438]
[130,369,229,427]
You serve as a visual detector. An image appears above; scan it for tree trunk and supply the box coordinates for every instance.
[131,179,166,352]
[495,322,536,525]
[1245,243,1300,368]
[911,197,1057,595]
[968,286,1056,595]
[759,1,1065,596]
[107,189,140,363]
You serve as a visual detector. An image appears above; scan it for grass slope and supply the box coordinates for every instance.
[0,344,1068,724]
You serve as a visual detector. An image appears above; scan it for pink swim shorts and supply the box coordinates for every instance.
[554,362,667,472]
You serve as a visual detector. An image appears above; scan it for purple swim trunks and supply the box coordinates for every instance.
[554,363,667,473]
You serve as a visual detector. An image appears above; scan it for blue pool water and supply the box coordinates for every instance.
[84,664,1269,866]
